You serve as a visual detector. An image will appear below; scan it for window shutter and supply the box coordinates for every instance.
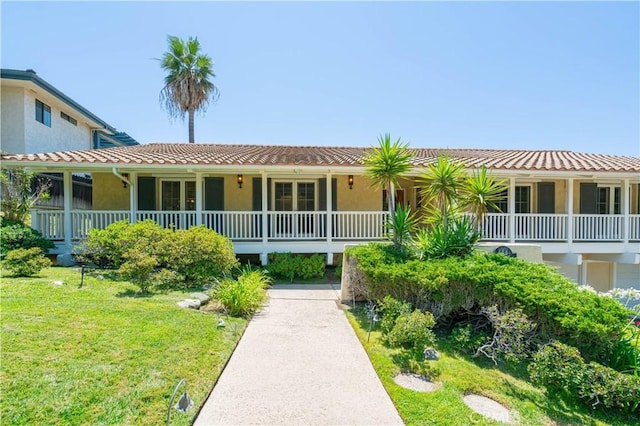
[205,177,224,210]
[137,177,155,210]
[318,178,327,211]
[580,183,597,214]
[537,182,555,213]
[252,178,272,210]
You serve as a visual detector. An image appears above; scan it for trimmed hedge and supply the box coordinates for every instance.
[346,243,631,363]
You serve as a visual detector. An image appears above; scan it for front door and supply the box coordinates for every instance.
[273,181,316,236]
[160,180,196,228]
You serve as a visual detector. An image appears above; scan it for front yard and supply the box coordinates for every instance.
[1,267,246,425]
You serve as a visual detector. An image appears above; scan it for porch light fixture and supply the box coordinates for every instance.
[237,174,243,188]
[348,175,354,190]
[122,173,129,189]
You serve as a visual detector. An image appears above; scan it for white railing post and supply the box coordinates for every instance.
[31,210,39,232]
[326,173,333,264]
[623,179,630,244]
[567,178,574,244]
[195,172,203,226]
[63,171,72,249]
[508,178,516,242]
[261,172,268,265]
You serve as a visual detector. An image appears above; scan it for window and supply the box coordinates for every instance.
[514,186,531,214]
[60,111,77,126]
[597,186,621,215]
[35,99,51,126]
[161,180,195,211]
[489,190,508,213]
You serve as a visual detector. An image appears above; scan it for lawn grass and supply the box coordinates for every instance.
[1,266,246,426]
[346,307,640,426]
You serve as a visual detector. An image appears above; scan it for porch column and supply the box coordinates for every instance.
[567,178,574,245]
[623,178,630,244]
[63,171,72,250]
[195,172,203,226]
[261,171,268,265]
[129,172,137,223]
[508,177,515,243]
[326,172,333,265]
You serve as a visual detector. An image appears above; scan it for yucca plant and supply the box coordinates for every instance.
[363,133,414,248]
[462,165,507,231]
[386,204,416,251]
[422,215,481,259]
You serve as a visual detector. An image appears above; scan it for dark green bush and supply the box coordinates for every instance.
[475,305,537,365]
[163,225,238,283]
[346,243,631,363]
[529,342,640,413]
[266,252,325,281]
[118,248,157,293]
[377,295,412,335]
[386,310,436,350]
[0,220,54,255]
[213,267,271,317]
[3,247,51,276]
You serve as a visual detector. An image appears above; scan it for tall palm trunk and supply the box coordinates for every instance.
[188,109,195,143]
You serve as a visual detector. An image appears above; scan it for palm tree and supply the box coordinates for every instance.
[418,155,466,234]
[159,35,219,143]
[363,134,414,247]
[462,165,507,231]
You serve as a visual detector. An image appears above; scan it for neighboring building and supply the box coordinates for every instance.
[1,68,139,209]
[1,143,639,291]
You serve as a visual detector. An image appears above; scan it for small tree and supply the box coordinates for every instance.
[462,165,507,231]
[1,168,51,223]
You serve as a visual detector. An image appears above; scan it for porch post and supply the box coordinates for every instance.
[623,178,630,244]
[326,172,333,265]
[63,171,72,250]
[195,172,203,226]
[508,177,515,243]
[129,172,137,223]
[261,171,268,265]
[567,178,574,245]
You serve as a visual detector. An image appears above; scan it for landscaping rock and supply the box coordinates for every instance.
[423,347,440,360]
[463,394,513,424]
[191,292,210,303]
[56,254,77,267]
[177,299,201,309]
[393,373,441,392]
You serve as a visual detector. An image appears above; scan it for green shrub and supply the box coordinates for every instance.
[450,323,489,355]
[609,327,640,376]
[417,216,481,260]
[529,342,640,413]
[266,252,325,281]
[164,226,238,283]
[475,305,537,364]
[3,247,51,277]
[346,243,631,363]
[386,310,436,350]
[378,295,412,335]
[118,249,158,293]
[152,269,186,292]
[0,220,54,255]
[213,267,271,317]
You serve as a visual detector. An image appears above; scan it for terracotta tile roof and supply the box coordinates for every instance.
[2,143,639,173]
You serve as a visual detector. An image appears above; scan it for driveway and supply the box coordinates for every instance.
[194,284,403,425]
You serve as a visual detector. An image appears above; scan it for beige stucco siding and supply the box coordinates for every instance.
[337,175,382,211]
[93,173,130,210]
[553,180,567,213]
[632,184,639,214]
[224,175,255,211]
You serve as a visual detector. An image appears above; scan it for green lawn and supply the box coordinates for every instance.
[1,267,246,426]
[346,308,639,426]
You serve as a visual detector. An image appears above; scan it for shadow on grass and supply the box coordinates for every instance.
[115,289,153,298]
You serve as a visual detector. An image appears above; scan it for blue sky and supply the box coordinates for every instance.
[2,1,638,156]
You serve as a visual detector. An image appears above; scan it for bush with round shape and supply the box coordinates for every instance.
[386,310,436,350]
[3,247,51,277]
[0,220,54,256]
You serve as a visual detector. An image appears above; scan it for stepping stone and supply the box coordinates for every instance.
[191,292,210,303]
[177,299,201,309]
[463,394,513,424]
[393,373,441,392]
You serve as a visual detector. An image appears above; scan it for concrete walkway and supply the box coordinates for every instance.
[194,284,403,426]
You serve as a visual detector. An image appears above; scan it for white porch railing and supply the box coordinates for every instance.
[202,211,262,240]
[333,211,389,240]
[29,210,638,244]
[631,215,640,242]
[267,212,327,240]
[71,210,130,239]
[481,213,510,240]
[573,214,623,241]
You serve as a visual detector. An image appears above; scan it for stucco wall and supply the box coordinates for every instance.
[0,86,26,153]
[22,90,92,154]
[337,175,381,211]
[93,173,130,210]
[225,174,255,210]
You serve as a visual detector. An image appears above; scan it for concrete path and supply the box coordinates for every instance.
[194,284,403,426]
